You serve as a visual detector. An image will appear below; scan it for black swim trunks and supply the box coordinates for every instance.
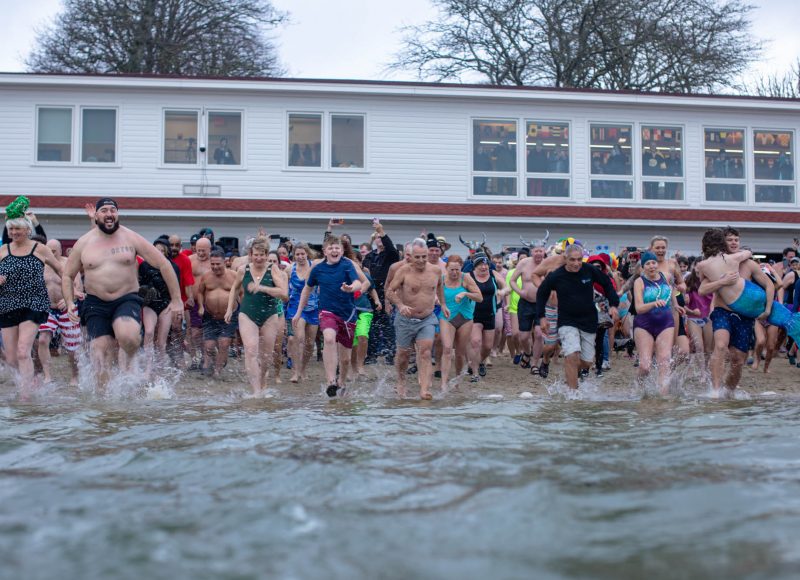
[80,293,143,340]
[202,312,238,341]
[518,298,537,332]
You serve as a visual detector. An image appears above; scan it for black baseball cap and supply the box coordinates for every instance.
[95,197,118,211]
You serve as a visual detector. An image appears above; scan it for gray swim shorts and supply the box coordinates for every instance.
[394,312,438,348]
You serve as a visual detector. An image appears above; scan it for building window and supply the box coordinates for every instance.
[288,113,322,168]
[81,108,116,163]
[37,107,72,162]
[526,121,569,198]
[207,111,241,166]
[704,128,745,202]
[331,114,364,168]
[473,119,517,196]
[590,123,633,199]
[641,125,683,200]
[753,130,794,203]
[164,110,198,165]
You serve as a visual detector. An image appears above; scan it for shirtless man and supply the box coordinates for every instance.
[196,249,237,377]
[188,238,213,365]
[38,239,83,385]
[696,228,775,397]
[509,243,546,369]
[63,199,182,386]
[388,238,449,399]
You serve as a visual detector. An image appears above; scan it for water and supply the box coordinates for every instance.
[2,386,800,579]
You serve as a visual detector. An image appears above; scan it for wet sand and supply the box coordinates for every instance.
[6,347,798,401]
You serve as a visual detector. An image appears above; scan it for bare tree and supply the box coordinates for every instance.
[391,0,759,93]
[744,59,800,98]
[27,0,288,77]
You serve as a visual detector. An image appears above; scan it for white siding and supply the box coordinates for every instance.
[2,81,800,211]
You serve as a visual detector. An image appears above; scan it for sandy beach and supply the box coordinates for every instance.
[5,346,797,401]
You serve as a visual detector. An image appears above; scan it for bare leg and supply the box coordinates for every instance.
[337,343,352,387]
[37,331,54,383]
[238,313,263,396]
[300,323,318,381]
[321,328,340,387]
[709,329,731,393]
[416,338,434,399]
[654,327,675,395]
[763,327,783,373]
[453,321,473,388]
[564,352,580,389]
[13,322,40,389]
[260,315,282,391]
[112,317,142,372]
[439,321,455,391]
[394,346,411,397]
[532,326,544,365]
[724,347,747,395]
[291,318,306,383]
[751,323,765,370]
[634,328,655,383]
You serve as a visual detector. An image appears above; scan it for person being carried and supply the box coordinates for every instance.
[695,228,792,397]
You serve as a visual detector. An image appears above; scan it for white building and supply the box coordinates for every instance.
[1,73,799,255]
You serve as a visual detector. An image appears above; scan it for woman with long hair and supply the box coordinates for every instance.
[285,242,320,383]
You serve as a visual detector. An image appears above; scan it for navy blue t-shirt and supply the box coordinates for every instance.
[307,258,358,321]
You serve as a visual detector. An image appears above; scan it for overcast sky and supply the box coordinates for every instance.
[0,0,797,85]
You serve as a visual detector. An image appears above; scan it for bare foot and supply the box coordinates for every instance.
[420,391,432,400]
[290,374,300,383]
[395,384,407,398]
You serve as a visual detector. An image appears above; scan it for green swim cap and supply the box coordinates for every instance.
[5,196,30,220]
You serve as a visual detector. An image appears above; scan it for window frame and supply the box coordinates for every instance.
[638,123,686,204]
[161,108,201,168]
[329,112,367,172]
[205,109,246,170]
[752,127,795,206]
[469,117,521,199]
[523,119,572,200]
[284,111,368,172]
[588,121,635,202]
[702,125,748,205]
[34,105,75,166]
[78,106,120,167]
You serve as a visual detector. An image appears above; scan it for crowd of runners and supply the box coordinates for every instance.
[1,195,799,400]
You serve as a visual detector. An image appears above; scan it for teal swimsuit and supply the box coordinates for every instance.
[443,274,476,323]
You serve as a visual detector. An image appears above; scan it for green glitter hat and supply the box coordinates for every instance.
[5,196,30,220]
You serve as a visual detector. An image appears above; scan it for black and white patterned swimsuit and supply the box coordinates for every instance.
[0,243,50,315]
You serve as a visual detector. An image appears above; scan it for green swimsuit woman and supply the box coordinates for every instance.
[240,265,282,326]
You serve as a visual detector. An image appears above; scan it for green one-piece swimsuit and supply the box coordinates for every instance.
[240,265,282,326]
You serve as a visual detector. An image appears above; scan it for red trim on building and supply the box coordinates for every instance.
[2,195,799,224]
